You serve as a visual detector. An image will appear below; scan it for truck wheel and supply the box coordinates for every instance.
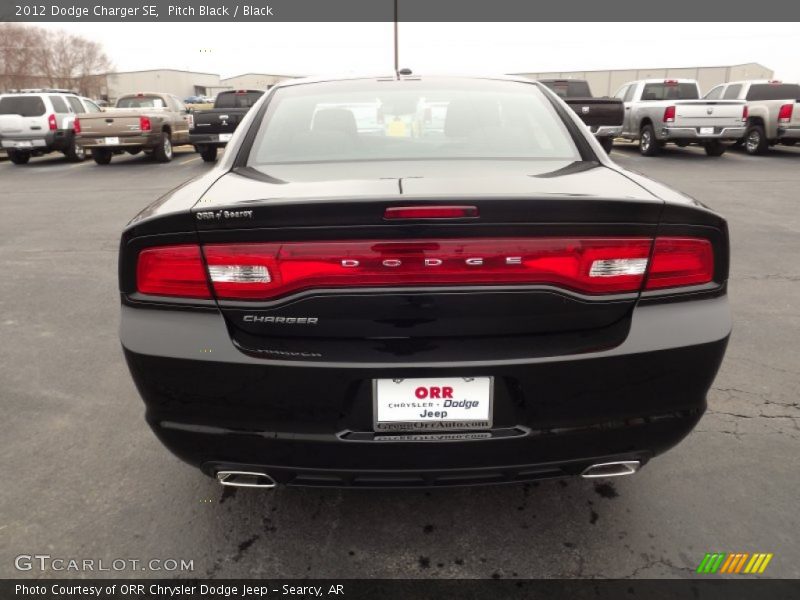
[639,124,661,156]
[200,146,218,162]
[152,132,173,163]
[93,148,113,165]
[64,139,86,162]
[744,125,768,155]
[599,137,614,153]
[704,141,726,157]
[8,150,31,165]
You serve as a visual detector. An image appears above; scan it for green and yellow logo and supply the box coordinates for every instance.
[696,552,773,574]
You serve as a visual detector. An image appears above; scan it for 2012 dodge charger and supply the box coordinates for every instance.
[119,75,730,488]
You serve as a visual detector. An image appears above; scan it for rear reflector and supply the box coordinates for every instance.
[136,245,211,298]
[645,237,714,290]
[384,206,479,219]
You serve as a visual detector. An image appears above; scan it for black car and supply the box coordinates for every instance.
[119,75,730,489]
[189,89,264,162]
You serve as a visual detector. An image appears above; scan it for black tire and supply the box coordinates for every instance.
[704,141,726,157]
[64,138,86,162]
[599,137,614,154]
[744,124,768,155]
[92,148,113,165]
[200,145,218,162]
[639,124,661,156]
[152,132,173,163]
[8,150,31,165]
[126,148,142,155]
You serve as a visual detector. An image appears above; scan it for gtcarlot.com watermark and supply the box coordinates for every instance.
[14,554,194,573]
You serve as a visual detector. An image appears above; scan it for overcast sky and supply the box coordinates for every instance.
[38,22,800,83]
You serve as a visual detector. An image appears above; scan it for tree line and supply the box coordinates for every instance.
[0,23,112,98]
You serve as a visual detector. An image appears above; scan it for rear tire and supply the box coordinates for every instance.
[200,145,218,162]
[639,124,661,156]
[8,150,31,165]
[92,148,113,165]
[152,132,173,163]
[64,138,86,162]
[599,137,614,153]
[704,141,726,157]
[744,124,768,155]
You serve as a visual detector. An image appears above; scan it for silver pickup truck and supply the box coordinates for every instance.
[704,80,800,155]
[614,79,747,156]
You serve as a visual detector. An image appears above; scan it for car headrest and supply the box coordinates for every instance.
[444,99,501,138]
[312,108,357,137]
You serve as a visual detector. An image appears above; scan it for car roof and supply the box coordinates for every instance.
[270,73,541,91]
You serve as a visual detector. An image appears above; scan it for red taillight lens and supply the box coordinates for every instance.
[48,114,57,131]
[778,103,793,123]
[645,238,714,290]
[73,118,81,134]
[663,106,676,123]
[742,105,749,122]
[136,245,211,298]
[139,116,151,131]
[384,206,479,220]
[202,238,655,299]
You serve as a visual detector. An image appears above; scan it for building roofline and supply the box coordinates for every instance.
[106,68,220,77]
[510,62,773,75]
[220,72,300,81]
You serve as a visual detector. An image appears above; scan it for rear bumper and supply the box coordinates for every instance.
[591,125,623,138]
[1,131,70,152]
[121,296,730,487]
[659,126,745,141]
[189,133,230,146]
[777,126,800,140]
[77,133,159,148]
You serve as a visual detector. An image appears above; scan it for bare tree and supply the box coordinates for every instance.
[0,23,112,97]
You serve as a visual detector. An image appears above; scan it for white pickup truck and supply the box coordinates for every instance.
[614,79,747,156]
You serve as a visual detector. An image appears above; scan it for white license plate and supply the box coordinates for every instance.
[12,140,34,148]
[104,137,120,145]
[374,377,493,432]
[699,127,715,135]
[218,133,232,142]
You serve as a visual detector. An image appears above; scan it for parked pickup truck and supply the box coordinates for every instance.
[704,80,800,155]
[189,89,264,162]
[539,79,623,153]
[75,92,192,164]
[614,79,747,156]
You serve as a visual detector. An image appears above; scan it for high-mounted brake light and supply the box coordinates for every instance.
[136,245,211,298]
[663,106,676,123]
[139,116,152,131]
[645,238,714,290]
[664,80,679,86]
[48,114,57,131]
[778,103,793,123]
[73,117,81,134]
[384,206,479,220]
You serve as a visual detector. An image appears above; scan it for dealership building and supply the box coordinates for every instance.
[101,69,297,101]
[513,63,774,96]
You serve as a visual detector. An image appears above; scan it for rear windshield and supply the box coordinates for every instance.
[0,96,46,117]
[248,79,580,165]
[746,84,800,102]
[641,83,699,101]
[215,92,263,108]
[540,80,592,98]
[117,96,167,109]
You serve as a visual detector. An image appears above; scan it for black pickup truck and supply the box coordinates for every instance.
[189,89,264,162]
[539,79,624,153]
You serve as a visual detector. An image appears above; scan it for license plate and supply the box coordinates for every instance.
[374,377,493,432]
[218,133,232,142]
[104,137,120,145]
[699,127,715,135]
[12,140,34,148]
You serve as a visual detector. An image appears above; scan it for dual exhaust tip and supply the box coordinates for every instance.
[215,461,641,488]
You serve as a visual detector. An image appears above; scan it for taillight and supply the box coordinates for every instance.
[48,114,57,131]
[139,116,151,131]
[136,245,211,298]
[778,103,793,124]
[73,118,81,134]
[663,106,676,123]
[742,105,749,122]
[645,238,714,290]
[384,206,479,219]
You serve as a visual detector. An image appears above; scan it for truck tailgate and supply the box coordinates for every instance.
[674,100,745,126]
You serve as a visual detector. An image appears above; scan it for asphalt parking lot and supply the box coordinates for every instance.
[1,143,798,579]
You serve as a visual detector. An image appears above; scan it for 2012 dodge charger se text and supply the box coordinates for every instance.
[119,75,731,488]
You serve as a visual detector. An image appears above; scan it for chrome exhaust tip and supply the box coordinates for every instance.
[216,470,277,488]
[581,461,641,479]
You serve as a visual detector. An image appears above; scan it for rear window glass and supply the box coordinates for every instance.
[215,92,263,108]
[67,97,84,113]
[117,96,166,109]
[746,84,800,102]
[641,83,699,101]
[541,81,592,98]
[0,96,46,116]
[50,96,68,113]
[248,79,580,165]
